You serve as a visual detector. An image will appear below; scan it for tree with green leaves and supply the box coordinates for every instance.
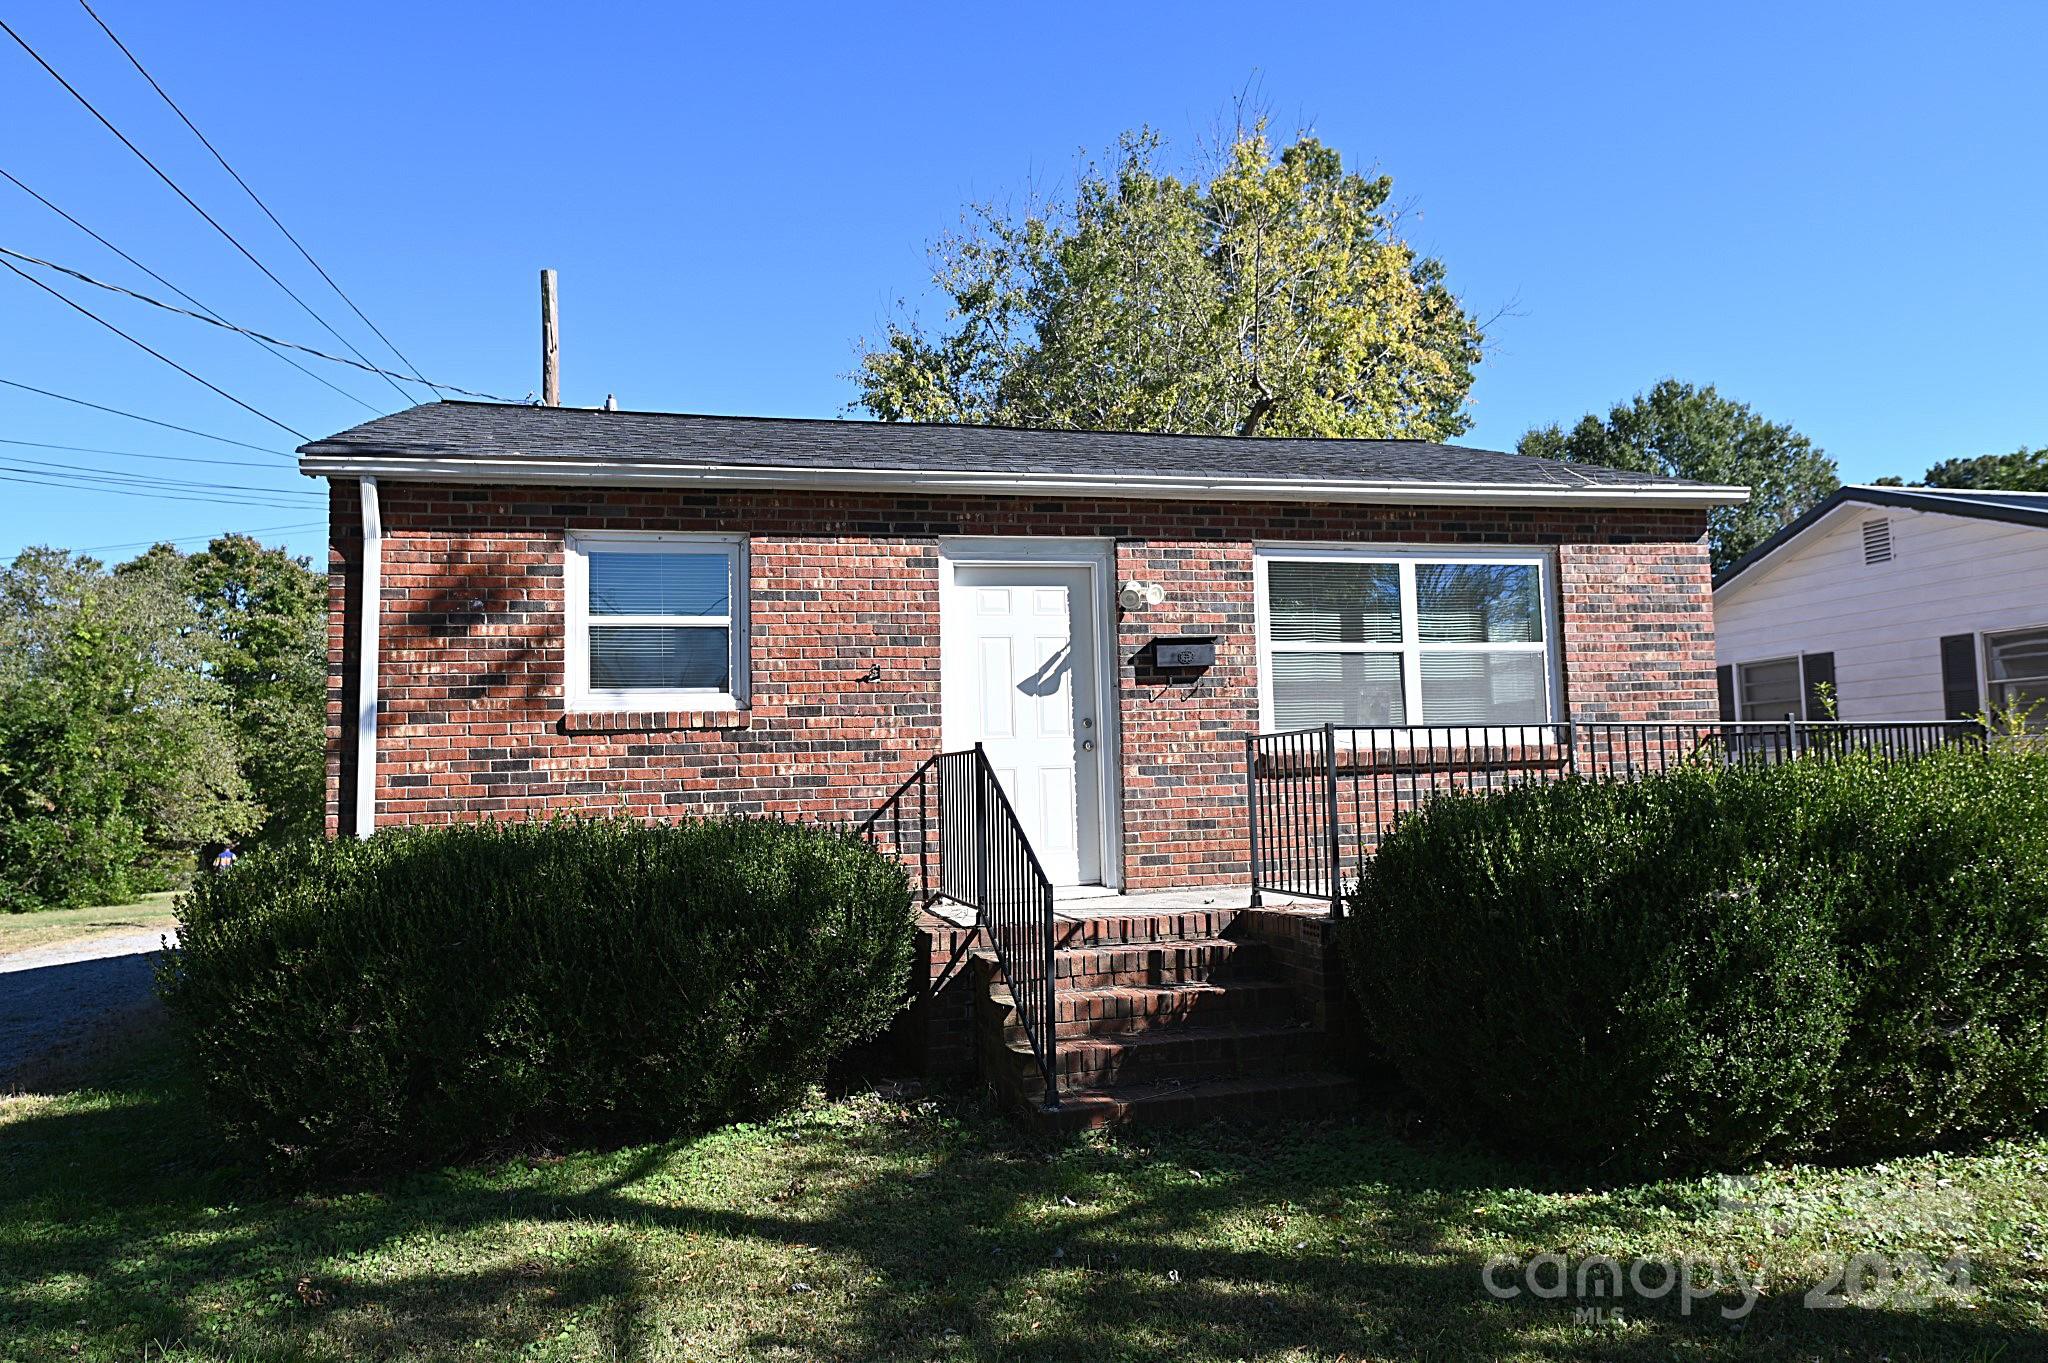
[1519,381,1840,572]
[854,124,1486,440]
[1875,444,2048,491]
[0,548,256,910]
[161,535,328,845]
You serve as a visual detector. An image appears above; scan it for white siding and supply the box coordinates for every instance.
[1714,505,2048,721]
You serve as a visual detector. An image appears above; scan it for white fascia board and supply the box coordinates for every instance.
[298,453,1751,510]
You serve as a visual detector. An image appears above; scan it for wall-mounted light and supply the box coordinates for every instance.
[1119,579,1166,612]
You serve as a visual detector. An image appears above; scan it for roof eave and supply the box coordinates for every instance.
[1714,484,2048,592]
[296,452,1751,510]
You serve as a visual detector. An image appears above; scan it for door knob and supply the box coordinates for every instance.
[1081,739,1095,752]
[1081,717,1094,729]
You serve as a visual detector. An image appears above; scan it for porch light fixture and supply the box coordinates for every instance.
[1119,579,1166,612]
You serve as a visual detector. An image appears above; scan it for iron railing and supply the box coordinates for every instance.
[1247,719,1983,911]
[861,744,1059,1108]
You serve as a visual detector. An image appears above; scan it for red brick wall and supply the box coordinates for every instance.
[326,482,1713,888]
[1556,543,1720,721]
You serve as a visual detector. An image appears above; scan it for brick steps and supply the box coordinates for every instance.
[1048,908,1241,949]
[982,978,1298,1040]
[970,907,1353,1130]
[1045,937,1270,989]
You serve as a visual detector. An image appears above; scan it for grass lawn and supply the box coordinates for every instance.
[0,892,179,958]
[2,1035,2045,1363]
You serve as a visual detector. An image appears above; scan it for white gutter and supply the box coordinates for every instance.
[353,475,381,839]
[298,454,1750,510]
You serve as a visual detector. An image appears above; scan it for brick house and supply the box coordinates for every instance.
[303,401,1743,1122]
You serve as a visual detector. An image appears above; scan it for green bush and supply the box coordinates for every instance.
[160,817,916,1179]
[1345,742,2048,1172]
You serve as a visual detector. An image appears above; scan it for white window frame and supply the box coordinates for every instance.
[1735,654,1807,721]
[1252,546,1562,736]
[564,530,749,712]
[1983,625,2048,724]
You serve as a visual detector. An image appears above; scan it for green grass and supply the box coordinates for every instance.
[0,892,177,956]
[2,1033,2045,1362]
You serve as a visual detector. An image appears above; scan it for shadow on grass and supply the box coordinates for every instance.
[0,1035,2041,1363]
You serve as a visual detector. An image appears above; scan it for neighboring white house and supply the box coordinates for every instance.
[1713,485,2048,724]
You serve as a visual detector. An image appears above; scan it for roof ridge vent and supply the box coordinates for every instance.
[1862,516,1894,565]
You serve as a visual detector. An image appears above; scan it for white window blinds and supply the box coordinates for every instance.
[567,533,747,711]
[1260,554,1555,730]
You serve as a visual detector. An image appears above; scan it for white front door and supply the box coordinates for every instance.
[944,563,1104,886]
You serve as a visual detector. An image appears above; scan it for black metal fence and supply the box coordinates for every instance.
[860,744,1059,1108]
[1247,719,1982,912]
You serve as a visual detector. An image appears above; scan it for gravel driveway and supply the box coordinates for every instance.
[0,929,176,1083]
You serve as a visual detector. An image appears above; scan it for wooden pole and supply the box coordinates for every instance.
[540,268,560,406]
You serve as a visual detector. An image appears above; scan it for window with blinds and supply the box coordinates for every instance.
[566,532,747,710]
[1258,552,1555,730]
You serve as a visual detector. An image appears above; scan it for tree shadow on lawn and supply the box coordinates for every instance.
[0,1042,2042,1363]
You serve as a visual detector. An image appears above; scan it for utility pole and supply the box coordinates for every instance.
[540,268,560,406]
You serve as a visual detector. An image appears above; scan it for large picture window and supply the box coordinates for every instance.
[565,532,747,711]
[1255,550,1557,731]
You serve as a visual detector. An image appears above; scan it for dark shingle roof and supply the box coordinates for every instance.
[1715,484,2048,590]
[300,401,1734,496]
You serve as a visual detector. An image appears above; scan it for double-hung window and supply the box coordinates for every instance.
[1735,657,1806,720]
[565,531,747,711]
[1986,627,2048,729]
[1256,549,1557,731]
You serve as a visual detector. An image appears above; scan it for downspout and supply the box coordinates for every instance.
[353,475,382,838]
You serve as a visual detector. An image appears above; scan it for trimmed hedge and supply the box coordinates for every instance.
[1345,742,2048,1172]
[160,817,915,1179]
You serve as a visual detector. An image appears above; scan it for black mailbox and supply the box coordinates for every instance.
[1152,635,1216,669]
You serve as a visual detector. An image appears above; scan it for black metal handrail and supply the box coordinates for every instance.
[1248,718,1983,912]
[861,744,1059,1108]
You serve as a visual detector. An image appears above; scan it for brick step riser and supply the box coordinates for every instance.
[1054,943,1268,986]
[981,988,1298,1041]
[974,1027,1330,1108]
[1049,963,1260,990]
[975,941,1271,989]
[1005,1032,1327,1096]
[1048,910,1242,950]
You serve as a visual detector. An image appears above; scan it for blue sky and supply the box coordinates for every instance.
[2,0,2042,566]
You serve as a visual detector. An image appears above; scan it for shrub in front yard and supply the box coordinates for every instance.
[1345,742,2048,1172]
[159,817,915,1179]
[1788,746,2048,1154]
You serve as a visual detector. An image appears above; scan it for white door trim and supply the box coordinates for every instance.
[937,537,1123,890]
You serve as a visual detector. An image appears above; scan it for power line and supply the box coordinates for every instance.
[0,455,318,501]
[75,0,446,400]
[0,377,293,456]
[0,453,321,500]
[0,13,425,406]
[1,255,309,440]
[0,470,319,510]
[0,166,382,414]
[0,244,515,401]
[0,435,285,470]
[71,519,325,555]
